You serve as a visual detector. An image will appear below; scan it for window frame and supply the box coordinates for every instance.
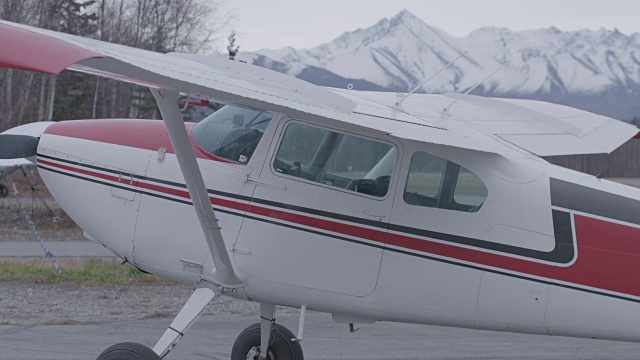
[190,105,275,166]
[402,150,489,213]
[270,119,401,201]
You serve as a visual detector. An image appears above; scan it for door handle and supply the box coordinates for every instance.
[362,210,386,219]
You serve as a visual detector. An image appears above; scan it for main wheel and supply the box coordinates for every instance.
[231,323,304,360]
[96,342,161,360]
[0,184,8,198]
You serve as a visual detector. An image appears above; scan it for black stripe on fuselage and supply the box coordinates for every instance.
[388,210,574,264]
[36,153,574,263]
[36,162,640,304]
[551,178,640,226]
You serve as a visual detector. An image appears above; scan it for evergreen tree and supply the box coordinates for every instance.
[227,32,240,60]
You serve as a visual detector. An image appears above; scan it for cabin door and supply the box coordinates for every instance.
[234,119,401,297]
[375,144,491,314]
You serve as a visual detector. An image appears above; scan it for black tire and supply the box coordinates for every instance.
[0,184,8,198]
[96,342,161,360]
[231,323,304,360]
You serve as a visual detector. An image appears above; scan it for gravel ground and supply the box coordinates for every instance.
[0,282,268,326]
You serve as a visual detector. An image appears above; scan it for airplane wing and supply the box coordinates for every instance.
[442,95,639,156]
[1,20,636,158]
[0,20,494,154]
[0,21,355,120]
[334,90,640,157]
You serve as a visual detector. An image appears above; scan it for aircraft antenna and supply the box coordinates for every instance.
[441,59,510,115]
[393,50,468,111]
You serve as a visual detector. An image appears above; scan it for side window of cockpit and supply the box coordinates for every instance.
[191,105,272,164]
[404,152,487,212]
[273,122,396,197]
[453,166,489,209]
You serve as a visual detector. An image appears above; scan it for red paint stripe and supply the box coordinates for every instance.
[38,158,640,298]
[44,119,235,164]
[38,158,247,210]
[139,181,189,199]
[137,180,250,213]
[247,203,388,243]
[386,232,486,265]
[555,215,640,296]
[38,159,132,186]
[44,120,167,150]
[0,23,102,74]
[211,196,251,213]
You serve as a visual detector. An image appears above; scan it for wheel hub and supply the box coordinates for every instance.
[247,346,275,360]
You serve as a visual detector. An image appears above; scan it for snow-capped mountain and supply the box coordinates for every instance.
[238,10,640,120]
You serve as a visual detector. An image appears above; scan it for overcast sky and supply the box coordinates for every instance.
[228,0,640,51]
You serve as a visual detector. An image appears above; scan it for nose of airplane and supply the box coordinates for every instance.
[36,119,168,261]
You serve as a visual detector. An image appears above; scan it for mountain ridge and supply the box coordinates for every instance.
[237,10,640,120]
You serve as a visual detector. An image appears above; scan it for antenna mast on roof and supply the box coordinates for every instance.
[393,50,468,112]
[441,59,510,116]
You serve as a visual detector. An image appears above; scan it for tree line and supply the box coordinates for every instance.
[0,0,231,132]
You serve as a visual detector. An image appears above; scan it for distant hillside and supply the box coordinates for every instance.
[238,10,640,121]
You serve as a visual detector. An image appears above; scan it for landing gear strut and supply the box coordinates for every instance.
[96,289,304,360]
[231,323,303,360]
[95,287,217,360]
[231,303,303,360]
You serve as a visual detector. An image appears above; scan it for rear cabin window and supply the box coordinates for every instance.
[273,122,396,197]
[404,151,488,212]
[192,105,272,164]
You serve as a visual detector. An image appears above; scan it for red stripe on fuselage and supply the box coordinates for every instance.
[37,158,249,212]
[38,158,640,299]
[563,215,640,295]
[388,217,640,297]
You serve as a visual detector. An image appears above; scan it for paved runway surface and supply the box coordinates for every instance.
[0,241,115,257]
[2,313,640,360]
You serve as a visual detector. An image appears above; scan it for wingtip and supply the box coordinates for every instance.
[0,22,102,74]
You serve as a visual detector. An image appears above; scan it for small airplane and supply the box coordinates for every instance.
[1,20,640,360]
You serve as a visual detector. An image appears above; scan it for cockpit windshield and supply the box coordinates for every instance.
[192,105,272,164]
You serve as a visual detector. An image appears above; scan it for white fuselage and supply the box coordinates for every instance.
[36,115,640,343]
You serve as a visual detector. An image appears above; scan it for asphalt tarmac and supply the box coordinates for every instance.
[2,313,640,360]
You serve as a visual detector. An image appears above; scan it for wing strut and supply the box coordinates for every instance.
[151,88,244,288]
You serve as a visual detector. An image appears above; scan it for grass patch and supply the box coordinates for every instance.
[0,258,172,285]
